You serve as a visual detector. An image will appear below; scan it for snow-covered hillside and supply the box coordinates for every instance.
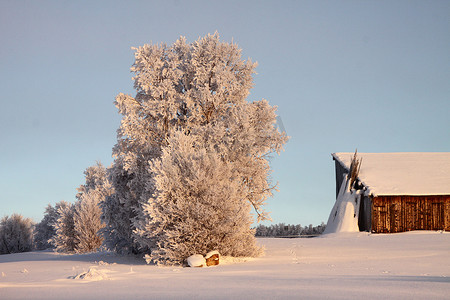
[1,232,449,299]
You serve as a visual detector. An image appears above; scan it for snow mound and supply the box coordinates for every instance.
[220,256,255,265]
[71,267,108,281]
[187,254,206,267]
[324,174,361,234]
[95,260,110,266]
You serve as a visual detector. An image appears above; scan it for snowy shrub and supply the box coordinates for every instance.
[137,132,262,265]
[73,162,112,253]
[51,163,112,254]
[0,214,34,254]
[75,162,111,200]
[34,201,70,250]
[74,190,106,253]
[104,33,288,260]
[101,162,143,254]
[50,203,78,253]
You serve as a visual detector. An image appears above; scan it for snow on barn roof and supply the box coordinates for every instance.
[332,152,450,196]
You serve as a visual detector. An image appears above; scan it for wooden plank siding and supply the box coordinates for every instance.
[371,195,450,233]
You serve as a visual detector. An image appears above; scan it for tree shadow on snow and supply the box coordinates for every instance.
[53,252,147,266]
[341,275,450,284]
[376,275,450,284]
[0,250,147,266]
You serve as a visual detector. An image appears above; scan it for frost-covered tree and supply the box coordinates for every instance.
[50,202,78,253]
[74,190,106,253]
[0,214,34,254]
[137,132,262,265]
[105,33,288,259]
[50,163,111,253]
[34,201,70,250]
[254,223,326,237]
[101,161,143,254]
[75,162,110,200]
[74,162,112,253]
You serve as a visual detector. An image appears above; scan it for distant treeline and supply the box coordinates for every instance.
[255,222,326,237]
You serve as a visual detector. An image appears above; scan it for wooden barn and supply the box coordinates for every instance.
[332,152,450,233]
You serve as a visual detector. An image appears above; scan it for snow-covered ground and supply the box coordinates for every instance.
[1,232,449,299]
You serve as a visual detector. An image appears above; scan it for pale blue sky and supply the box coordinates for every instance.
[1,0,449,225]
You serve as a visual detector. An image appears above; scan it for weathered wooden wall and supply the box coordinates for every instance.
[371,195,450,233]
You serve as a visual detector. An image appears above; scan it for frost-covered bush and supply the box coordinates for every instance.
[137,132,262,265]
[50,203,78,253]
[34,201,70,250]
[51,163,112,254]
[0,214,34,254]
[104,33,288,260]
[74,190,106,253]
[101,162,142,254]
[74,162,111,253]
[75,162,111,200]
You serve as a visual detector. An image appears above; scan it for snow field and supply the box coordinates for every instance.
[1,232,449,299]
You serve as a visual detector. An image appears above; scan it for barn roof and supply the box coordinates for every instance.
[332,152,450,196]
